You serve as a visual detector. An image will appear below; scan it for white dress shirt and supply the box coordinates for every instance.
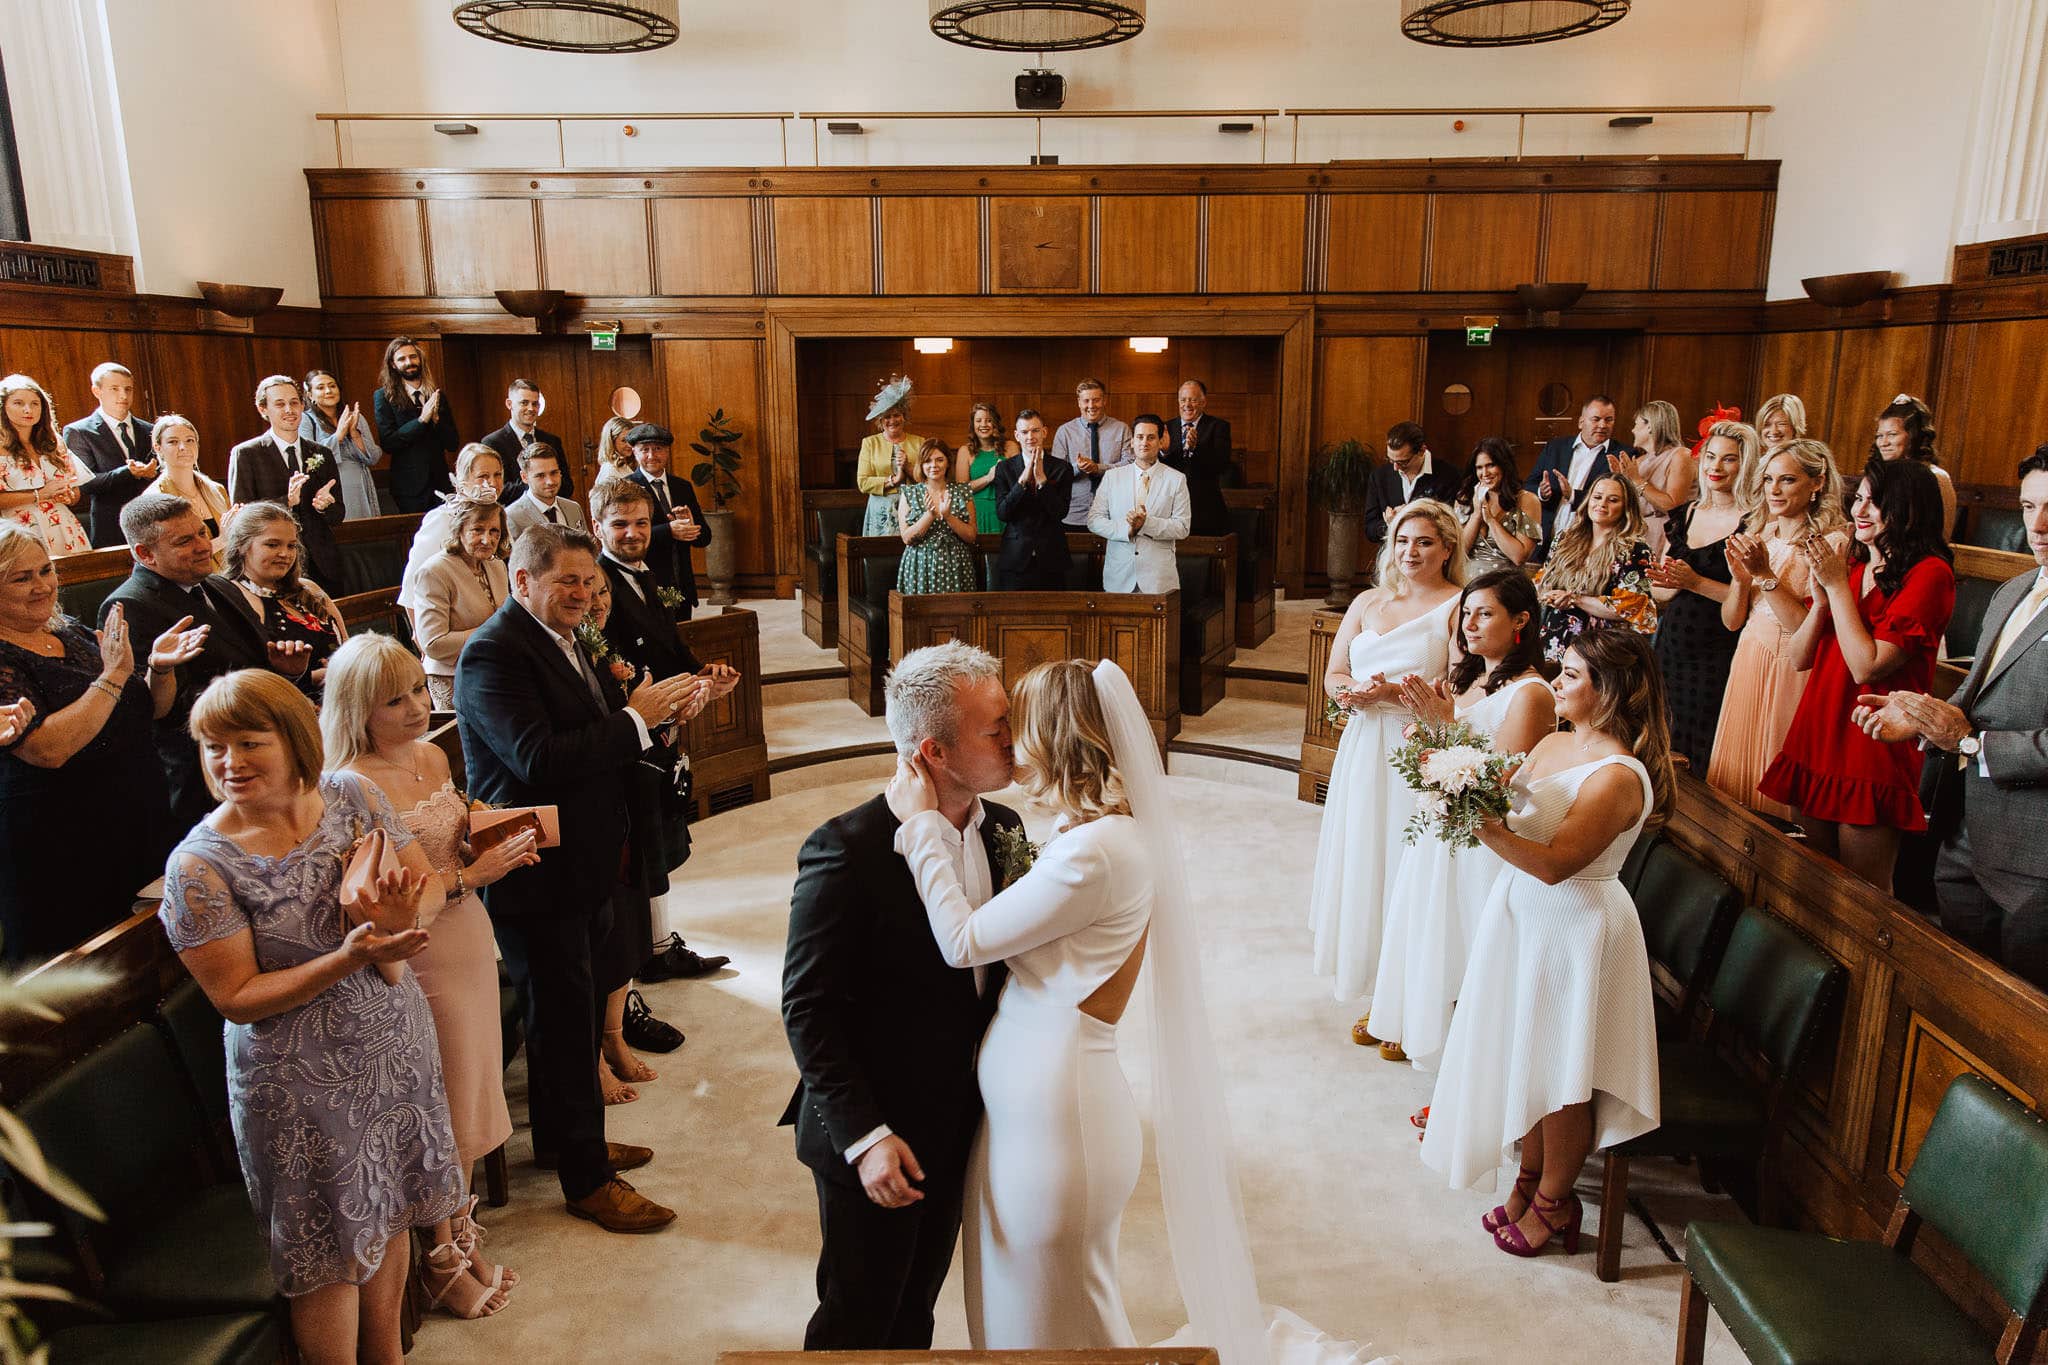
[1398,449,1436,503]
[847,799,995,1164]
[1566,438,1603,493]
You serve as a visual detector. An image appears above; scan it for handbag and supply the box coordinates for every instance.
[339,827,403,928]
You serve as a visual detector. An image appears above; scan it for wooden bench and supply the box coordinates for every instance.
[891,588,1184,749]
[839,532,1234,719]
[799,488,866,652]
[1298,608,1346,805]
[1223,486,1279,647]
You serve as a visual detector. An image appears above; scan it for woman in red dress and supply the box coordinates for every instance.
[1760,458,1954,893]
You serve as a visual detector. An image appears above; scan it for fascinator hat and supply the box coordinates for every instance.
[866,375,913,423]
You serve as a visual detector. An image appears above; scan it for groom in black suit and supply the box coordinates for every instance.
[782,641,1023,1350]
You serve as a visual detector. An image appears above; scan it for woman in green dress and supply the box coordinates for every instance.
[957,401,1017,537]
[896,439,979,594]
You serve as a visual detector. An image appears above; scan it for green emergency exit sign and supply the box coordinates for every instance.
[591,329,618,352]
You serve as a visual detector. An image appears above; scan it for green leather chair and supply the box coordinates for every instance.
[1678,1073,2048,1364]
[1632,843,1741,1041]
[1618,827,1663,898]
[46,1310,283,1365]
[14,1023,277,1318]
[1595,908,1843,1282]
[152,979,233,1174]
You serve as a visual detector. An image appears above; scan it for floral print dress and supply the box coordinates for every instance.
[1536,540,1658,662]
[4,452,92,556]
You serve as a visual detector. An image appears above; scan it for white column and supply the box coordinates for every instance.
[1957,0,2048,243]
[4,0,138,259]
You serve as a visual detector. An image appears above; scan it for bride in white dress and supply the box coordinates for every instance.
[890,660,1395,1363]
[1420,628,1670,1259]
[1371,569,1556,1073]
[1307,500,1464,1039]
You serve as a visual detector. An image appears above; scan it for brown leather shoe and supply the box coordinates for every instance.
[565,1178,675,1234]
[533,1141,654,1173]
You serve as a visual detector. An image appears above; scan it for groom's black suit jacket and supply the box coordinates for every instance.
[781,793,1018,1187]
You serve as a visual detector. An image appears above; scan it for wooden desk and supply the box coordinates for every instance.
[891,590,1183,748]
[677,607,770,818]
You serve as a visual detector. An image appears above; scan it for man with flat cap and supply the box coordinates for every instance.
[626,422,711,619]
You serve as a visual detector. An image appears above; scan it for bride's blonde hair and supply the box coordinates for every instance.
[1011,660,1131,824]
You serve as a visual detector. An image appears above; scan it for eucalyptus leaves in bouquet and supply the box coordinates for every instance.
[1390,720,1522,850]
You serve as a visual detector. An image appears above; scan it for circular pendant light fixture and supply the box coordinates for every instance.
[1400,0,1629,47]
[452,0,679,53]
[929,0,1145,52]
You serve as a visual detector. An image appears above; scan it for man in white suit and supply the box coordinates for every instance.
[504,443,587,545]
[1089,414,1191,594]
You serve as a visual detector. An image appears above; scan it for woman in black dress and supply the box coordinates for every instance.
[1647,420,1758,767]
[222,501,348,695]
[0,523,204,960]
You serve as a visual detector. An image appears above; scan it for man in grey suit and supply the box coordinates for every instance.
[504,443,586,545]
[1857,449,2048,990]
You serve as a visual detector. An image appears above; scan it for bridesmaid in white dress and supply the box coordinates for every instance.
[1307,500,1465,1041]
[1421,627,1671,1260]
[891,659,1151,1350]
[1371,569,1556,1072]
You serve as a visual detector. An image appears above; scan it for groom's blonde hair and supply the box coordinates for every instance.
[1011,661,1130,824]
[885,640,1000,756]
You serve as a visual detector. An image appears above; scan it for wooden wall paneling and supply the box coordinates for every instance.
[652,198,756,297]
[144,332,255,480]
[1756,330,1841,444]
[1097,196,1198,295]
[1540,192,1657,292]
[539,198,652,297]
[1203,196,1307,294]
[1425,193,1540,293]
[989,197,1089,294]
[1936,318,2048,487]
[1655,190,1770,291]
[1499,331,1632,456]
[1308,336,1423,584]
[774,197,876,296]
[438,335,655,498]
[426,198,539,297]
[1829,325,1938,468]
[1322,195,1427,293]
[318,199,428,297]
[656,338,774,583]
[249,337,327,397]
[878,198,981,296]
[1642,334,1759,439]
[1423,332,1510,467]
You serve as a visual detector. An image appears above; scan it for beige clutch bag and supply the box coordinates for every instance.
[339,828,403,926]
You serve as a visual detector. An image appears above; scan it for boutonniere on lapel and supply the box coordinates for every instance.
[992,824,1040,891]
[574,621,636,683]
[302,450,327,476]
[655,585,687,612]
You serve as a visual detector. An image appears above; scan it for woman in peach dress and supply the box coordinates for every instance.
[1704,439,1848,820]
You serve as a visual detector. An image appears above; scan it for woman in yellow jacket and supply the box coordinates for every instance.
[858,376,926,535]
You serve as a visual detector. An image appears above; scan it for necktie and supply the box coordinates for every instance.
[1088,422,1100,466]
[113,420,132,460]
[544,505,559,524]
[1182,419,1195,453]
[567,637,606,708]
[650,478,670,514]
[1986,575,2048,675]
[521,429,535,448]
[281,444,300,474]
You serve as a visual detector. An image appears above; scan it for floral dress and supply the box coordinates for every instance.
[1536,540,1658,662]
[158,772,464,1296]
[4,452,92,556]
[896,482,979,594]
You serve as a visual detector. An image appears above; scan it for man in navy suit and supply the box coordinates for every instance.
[455,522,701,1233]
[1524,394,1631,559]
[624,423,712,618]
[63,362,156,548]
[227,376,346,591]
[1362,421,1463,546]
[1163,379,1235,536]
[483,378,574,505]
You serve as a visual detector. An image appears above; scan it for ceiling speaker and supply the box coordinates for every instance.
[1015,70,1066,111]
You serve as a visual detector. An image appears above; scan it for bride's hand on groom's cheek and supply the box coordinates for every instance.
[886,755,939,821]
[857,1135,926,1209]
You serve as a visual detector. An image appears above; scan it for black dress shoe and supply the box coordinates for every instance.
[621,989,684,1053]
[638,932,732,982]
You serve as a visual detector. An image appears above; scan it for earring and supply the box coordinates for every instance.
[1514,629,1523,644]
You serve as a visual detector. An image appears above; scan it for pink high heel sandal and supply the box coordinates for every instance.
[1480,1165,1540,1235]
[1492,1189,1582,1257]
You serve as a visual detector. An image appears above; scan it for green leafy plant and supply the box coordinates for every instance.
[0,964,115,1361]
[1309,438,1376,516]
[689,409,744,512]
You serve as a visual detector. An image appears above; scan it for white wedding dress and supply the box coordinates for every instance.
[896,810,1152,1349]
[1307,597,1456,1002]
[1368,674,1549,1068]
[896,662,1399,1365]
[1420,754,1662,1190]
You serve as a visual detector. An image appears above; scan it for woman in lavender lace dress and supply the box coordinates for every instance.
[159,669,463,1363]
[323,632,533,1318]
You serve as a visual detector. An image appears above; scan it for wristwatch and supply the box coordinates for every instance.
[1958,732,1982,760]
[1754,575,1780,593]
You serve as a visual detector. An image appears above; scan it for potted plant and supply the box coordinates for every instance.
[689,408,744,606]
[1310,438,1376,606]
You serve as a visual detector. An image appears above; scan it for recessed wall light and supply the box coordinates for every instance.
[1128,337,1168,354]
[913,337,954,354]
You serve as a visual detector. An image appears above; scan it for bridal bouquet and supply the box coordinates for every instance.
[1390,720,1522,850]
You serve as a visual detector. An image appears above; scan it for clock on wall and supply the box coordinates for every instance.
[995,198,1087,292]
